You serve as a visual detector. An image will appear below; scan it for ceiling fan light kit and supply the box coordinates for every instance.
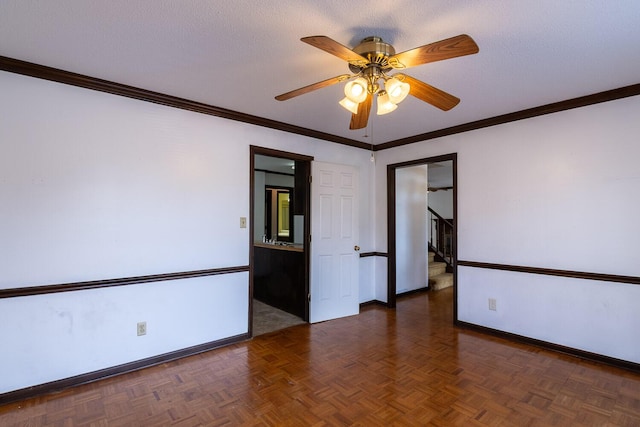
[276,34,479,130]
[342,75,407,116]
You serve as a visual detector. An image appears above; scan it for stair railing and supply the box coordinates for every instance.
[427,207,453,268]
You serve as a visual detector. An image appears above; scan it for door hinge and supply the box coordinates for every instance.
[308,293,311,302]
[309,175,312,183]
[308,234,311,243]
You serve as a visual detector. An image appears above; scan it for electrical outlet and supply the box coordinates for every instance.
[240,217,247,228]
[488,298,497,311]
[137,321,147,336]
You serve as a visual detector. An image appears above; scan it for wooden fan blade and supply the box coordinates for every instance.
[349,93,372,130]
[388,34,479,69]
[400,74,460,111]
[275,74,351,101]
[301,36,369,67]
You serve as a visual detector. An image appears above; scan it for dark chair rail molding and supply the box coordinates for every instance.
[359,252,388,258]
[458,260,640,286]
[0,333,249,406]
[0,265,250,299]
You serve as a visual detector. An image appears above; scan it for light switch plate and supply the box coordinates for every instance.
[240,217,247,228]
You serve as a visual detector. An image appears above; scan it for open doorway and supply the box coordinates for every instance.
[250,146,313,336]
[386,153,457,321]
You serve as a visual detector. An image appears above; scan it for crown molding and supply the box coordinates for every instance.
[0,55,369,150]
[2,55,638,152]
[374,83,640,151]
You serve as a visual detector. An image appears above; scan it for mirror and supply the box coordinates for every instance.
[254,154,303,244]
[264,186,293,242]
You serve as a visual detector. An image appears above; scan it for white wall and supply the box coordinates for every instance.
[374,95,640,363]
[7,63,636,393]
[395,165,428,293]
[0,274,248,393]
[428,188,453,219]
[0,70,375,394]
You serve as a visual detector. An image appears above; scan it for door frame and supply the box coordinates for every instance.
[386,153,458,322]
[249,146,313,335]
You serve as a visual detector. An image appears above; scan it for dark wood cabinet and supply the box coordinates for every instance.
[253,245,305,318]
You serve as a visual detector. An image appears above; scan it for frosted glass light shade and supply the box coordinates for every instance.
[377,91,397,115]
[344,77,368,103]
[385,77,410,104]
[339,97,360,114]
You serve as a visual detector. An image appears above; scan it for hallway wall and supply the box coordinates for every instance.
[395,165,428,294]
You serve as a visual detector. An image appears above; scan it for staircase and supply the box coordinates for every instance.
[428,251,453,291]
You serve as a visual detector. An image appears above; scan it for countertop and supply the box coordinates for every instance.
[254,242,304,252]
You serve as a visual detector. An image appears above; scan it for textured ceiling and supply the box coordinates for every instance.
[1,1,639,145]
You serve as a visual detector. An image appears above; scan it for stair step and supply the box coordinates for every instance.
[428,252,451,290]
[428,261,447,277]
[429,272,453,291]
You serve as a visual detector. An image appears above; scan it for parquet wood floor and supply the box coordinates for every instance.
[2,287,640,426]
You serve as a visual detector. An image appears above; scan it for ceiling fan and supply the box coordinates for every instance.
[275,34,479,130]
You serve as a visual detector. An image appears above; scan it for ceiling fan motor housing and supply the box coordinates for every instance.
[349,36,395,75]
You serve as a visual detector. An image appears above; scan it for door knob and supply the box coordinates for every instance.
[354,245,360,251]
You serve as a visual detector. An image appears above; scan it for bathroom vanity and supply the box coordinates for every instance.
[253,242,305,318]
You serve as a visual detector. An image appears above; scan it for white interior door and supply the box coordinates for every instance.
[310,161,359,323]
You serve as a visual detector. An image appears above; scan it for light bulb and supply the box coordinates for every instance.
[351,84,364,97]
[344,77,368,103]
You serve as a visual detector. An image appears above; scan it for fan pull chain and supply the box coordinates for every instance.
[369,118,375,163]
